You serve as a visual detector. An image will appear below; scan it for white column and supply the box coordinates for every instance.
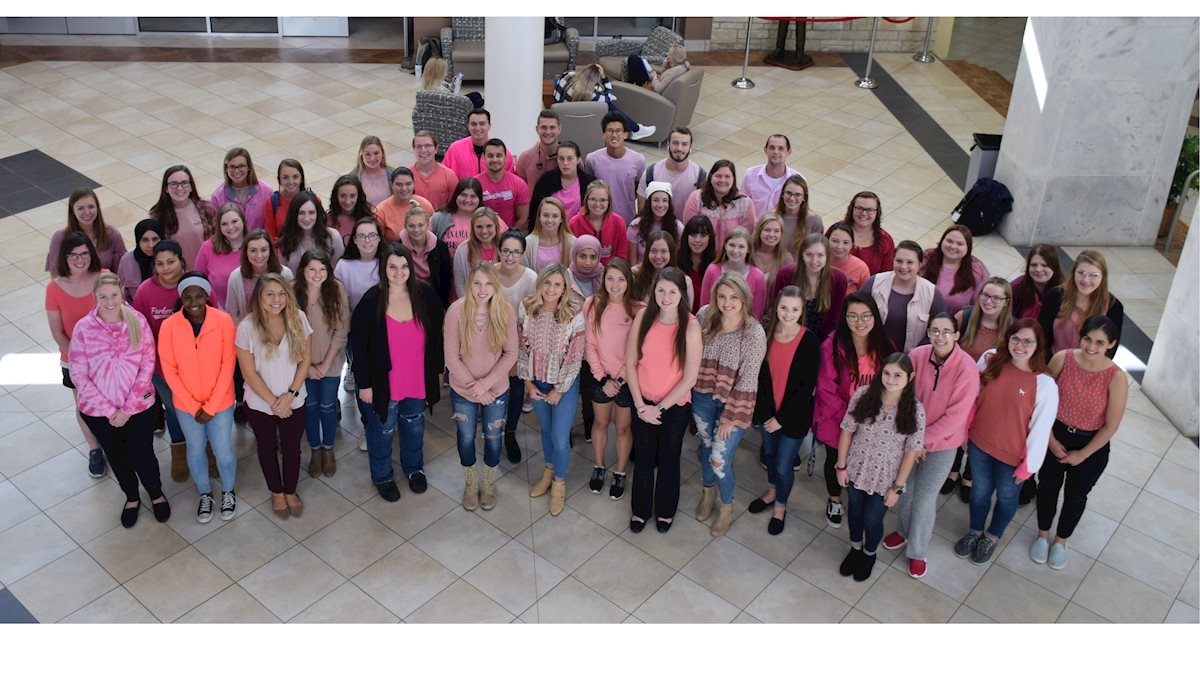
[484,17,543,155]
[995,18,1199,246]
[1141,200,1199,436]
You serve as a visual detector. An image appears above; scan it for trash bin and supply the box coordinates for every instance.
[963,133,1002,192]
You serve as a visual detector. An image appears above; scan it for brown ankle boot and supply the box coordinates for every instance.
[322,449,336,477]
[480,466,498,511]
[695,485,717,522]
[308,448,324,478]
[711,502,734,537]
[170,442,189,482]
[206,442,218,478]
[549,479,566,516]
[462,466,480,511]
[530,465,555,497]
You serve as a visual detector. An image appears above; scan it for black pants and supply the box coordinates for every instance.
[82,408,162,502]
[579,362,596,435]
[949,446,974,481]
[821,441,842,498]
[630,401,690,520]
[626,54,652,86]
[1036,421,1110,539]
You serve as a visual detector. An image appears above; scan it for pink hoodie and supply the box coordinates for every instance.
[68,306,157,418]
[908,343,979,452]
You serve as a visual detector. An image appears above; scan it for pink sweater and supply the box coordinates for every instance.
[443,299,519,402]
[193,239,241,310]
[68,306,157,418]
[584,296,642,381]
[908,344,979,452]
[699,263,768,320]
[680,190,757,246]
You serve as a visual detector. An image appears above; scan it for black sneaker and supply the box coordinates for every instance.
[758,448,767,470]
[588,466,606,493]
[88,449,106,478]
[839,547,862,577]
[196,493,214,524]
[971,535,998,565]
[504,432,522,463]
[825,498,844,528]
[853,552,877,582]
[219,490,237,521]
[407,471,427,494]
[609,472,626,500]
[954,532,981,558]
[583,424,592,443]
[793,454,801,472]
[376,480,401,502]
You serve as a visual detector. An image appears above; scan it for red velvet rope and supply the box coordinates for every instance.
[760,17,915,23]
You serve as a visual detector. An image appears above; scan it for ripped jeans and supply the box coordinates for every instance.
[362,397,426,484]
[450,388,509,468]
[692,390,749,505]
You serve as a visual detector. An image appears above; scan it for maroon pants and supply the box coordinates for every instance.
[246,407,307,494]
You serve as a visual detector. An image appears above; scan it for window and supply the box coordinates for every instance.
[563,17,674,38]
[137,17,279,34]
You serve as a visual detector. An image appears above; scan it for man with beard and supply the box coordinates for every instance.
[515,110,560,193]
[476,139,530,231]
[635,126,706,217]
[742,134,803,218]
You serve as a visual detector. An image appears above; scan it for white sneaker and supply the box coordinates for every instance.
[343,371,355,392]
[629,125,656,141]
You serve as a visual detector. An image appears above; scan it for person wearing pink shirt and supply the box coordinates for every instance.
[827,192,895,275]
[476,138,531,231]
[567,179,628,266]
[46,188,127,278]
[584,112,647,225]
[453,207,501,298]
[326,175,375,246]
[827,222,870,294]
[699,227,768,320]
[349,136,394,208]
[442,109,515,181]
[410,131,460,211]
[772,233,849,341]
[921,225,990,316]
[681,160,757,245]
[741,134,802,220]
[209,147,273,233]
[515,109,561,192]
[194,204,247,311]
[261,159,311,241]
[117,219,162,302]
[432,177,484,262]
[374,168,435,243]
[151,165,215,268]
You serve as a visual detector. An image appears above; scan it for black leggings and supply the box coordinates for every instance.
[949,446,973,481]
[82,408,162,503]
[1036,421,1110,539]
[822,441,842,498]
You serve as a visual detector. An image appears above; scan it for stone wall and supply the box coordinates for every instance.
[708,16,933,53]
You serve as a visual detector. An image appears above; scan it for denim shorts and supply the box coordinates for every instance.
[587,370,632,408]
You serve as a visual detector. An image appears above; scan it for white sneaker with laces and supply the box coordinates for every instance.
[629,125,657,141]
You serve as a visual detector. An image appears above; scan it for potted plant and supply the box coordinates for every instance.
[1161,134,1199,239]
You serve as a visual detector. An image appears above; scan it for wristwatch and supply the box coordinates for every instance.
[889,482,905,495]
[287,388,301,398]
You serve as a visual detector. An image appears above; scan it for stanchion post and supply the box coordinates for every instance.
[855,17,880,89]
[913,17,936,63]
[732,17,756,89]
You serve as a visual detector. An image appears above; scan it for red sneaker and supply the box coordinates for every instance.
[882,531,907,550]
[909,558,927,578]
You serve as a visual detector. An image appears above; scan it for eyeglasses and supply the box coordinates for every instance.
[498,248,523,258]
[852,205,878,215]
[1075,271,1102,280]
[354,233,380,241]
[783,191,805,200]
[167,180,191,189]
[603,129,625,136]
[845,313,874,323]
[66,251,91,261]
[1008,336,1038,348]
[979,292,1008,304]
[927,328,957,338]
[413,144,436,151]
[226,163,249,172]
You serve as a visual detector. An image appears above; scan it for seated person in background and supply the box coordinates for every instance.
[515,110,561,192]
[553,63,656,142]
[626,44,691,93]
[443,109,515,181]
[476,139,531,232]
[420,56,483,108]
[409,131,460,211]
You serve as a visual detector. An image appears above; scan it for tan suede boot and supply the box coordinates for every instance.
[480,466,498,511]
[170,442,189,482]
[530,465,555,497]
[695,485,717,522]
[206,442,219,478]
[711,502,734,537]
[549,479,566,516]
[322,449,336,477]
[462,466,480,511]
[308,448,324,478]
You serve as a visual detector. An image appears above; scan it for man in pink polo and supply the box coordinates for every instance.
[442,108,514,181]
[515,109,560,193]
[741,133,803,218]
[476,139,531,232]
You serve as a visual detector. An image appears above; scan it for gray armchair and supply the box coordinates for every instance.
[609,68,704,145]
[412,90,473,158]
[593,25,685,82]
[441,17,580,82]
[550,101,608,158]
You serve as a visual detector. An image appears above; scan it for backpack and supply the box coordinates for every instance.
[544,17,567,44]
[415,36,442,70]
[645,162,706,191]
[951,177,1013,237]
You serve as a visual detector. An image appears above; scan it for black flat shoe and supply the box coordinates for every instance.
[376,480,402,502]
[656,518,673,533]
[151,498,171,523]
[504,432,522,463]
[768,515,785,535]
[407,471,427,494]
[748,498,771,514]
[958,482,971,504]
[839,547,862,577]
[629,518,646,533]
[940,475,958,495]
[121,502,140,529]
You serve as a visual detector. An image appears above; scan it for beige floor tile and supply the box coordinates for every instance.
[1057,602,1110,623]
[1084,473,1141,523]
[890,532,990,602]
[0,420,75,477]
[519,506,614,575]
[1179,561,1199,609]
[1122,491,1200,557]
[83,516,186,583]
[997,528,1096,599]
[303,508,402,578]
[192,508,298,580]
[125,547,232,622]
[564,480,634,535]
[679,536,781,609]
[9,449,101,510]
[744,570,851,622]
[410,507,510,577]
[350,542,456,619]
[618,511,713,571]
[787,531,881,605]
[1163,436,1198,474]
[517,576,626,623]
[1072,562,1175,623]
[1104,439,1165,488]
[0,478,40,534]
[359,487,455,540]
[463,539,566,616]
[9,548,117,622]
[964,565,1068,623]
[1112,409,1180,457]
[633,572,739,623]
[572,536,673,614]
[949,605,995,623]
[238,544,344,621]
[1098,525,1196,596]
[258,477,354,541]
[1165,599,1199,623]
[0,512,77,584]
[290,581,399,623]
[62,586,158,623]
[407,578,514,623]
[312,451,379,506]
[1144,461,1199,514]
[856,567,960,623]
[178,583,280,623]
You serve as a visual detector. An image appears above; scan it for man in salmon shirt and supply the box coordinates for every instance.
[410,131,459,210]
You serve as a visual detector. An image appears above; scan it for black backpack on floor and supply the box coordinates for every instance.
[951,177,1013,236]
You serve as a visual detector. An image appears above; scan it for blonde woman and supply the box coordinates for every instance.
[236,273,313,519]
[692,273,766,537]
[519,263,586,516]
[1038,250,1124,358]
[552,63,656,141]
[420,56,483,108]
[453,206,501,297]
[445,263,518,511]
[349,135,394,208]
[524,197,576,272]
[771,233,849,341]
[750,213,794,292]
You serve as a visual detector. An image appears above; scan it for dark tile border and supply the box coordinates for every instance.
[0,150,100,217]
[0,588,37,623]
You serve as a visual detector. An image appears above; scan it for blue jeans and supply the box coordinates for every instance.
[175,405,237,494]
[968,440,1024,539]
[846,482,887,553]
[362,397,426,484]
[692,390,748,505]
[761,428,805,507]
[530,379,580,480]
[151,373,184,444]
[450,388,510,468]
[304,376,341,449]
[605,101,640,132]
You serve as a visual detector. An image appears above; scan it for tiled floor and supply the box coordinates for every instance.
[0,33,1195,624]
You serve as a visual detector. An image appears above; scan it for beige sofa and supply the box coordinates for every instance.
[609,68,704,145]
[440,18,580,82]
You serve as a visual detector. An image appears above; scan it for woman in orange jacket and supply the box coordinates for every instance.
[158,271,240,525]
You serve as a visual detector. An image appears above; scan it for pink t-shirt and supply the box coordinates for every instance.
[171,202,207,269]
[358,168,391,208]
[476,171,531,229]
[554,180,582,220]
[585,148,646,224]
[194,239,241,310]
[45,281,98,364]
[386,315,427,401]
[132,276,180,341]
[442,216,472,260]
[535,242,562,271]
[410,162,459,211]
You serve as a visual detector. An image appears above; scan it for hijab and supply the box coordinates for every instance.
[133,219,163,282]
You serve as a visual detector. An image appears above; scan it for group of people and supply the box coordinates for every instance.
[45,103,1128,586]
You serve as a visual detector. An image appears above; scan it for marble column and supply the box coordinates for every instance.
[995,18,1199,246]
[483,17,543,155]
[1142,201,1199,436]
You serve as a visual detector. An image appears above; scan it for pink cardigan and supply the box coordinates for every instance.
[908,343,979,452]
[68,306,157,418]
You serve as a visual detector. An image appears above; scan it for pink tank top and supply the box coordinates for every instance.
[386,315,426,401]
[1056,350,1117,431]
[637,318,689,404]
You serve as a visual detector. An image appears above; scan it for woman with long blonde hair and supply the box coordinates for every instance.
[772,232,849,340]
[525,197,576,272]
[446,263,518,512]
[1038,250,1123,358]
[236,272,313,519]
[453,206,501,297]
[750,213,793,291]
[699,226,768,320]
